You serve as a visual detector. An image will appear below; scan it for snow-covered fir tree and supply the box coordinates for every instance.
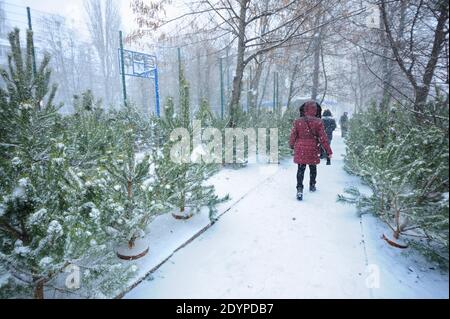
[195,98,215,127]
[158,67,227,220]
[99,105,169,251]
[0,29,134,299]
[339,103,449,264]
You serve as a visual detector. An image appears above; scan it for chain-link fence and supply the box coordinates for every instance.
[0,0,241,117]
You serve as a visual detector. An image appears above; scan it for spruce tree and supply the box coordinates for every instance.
[158,68,227,220]
[100,105,168,252]
[0,29,133,299]
[339,103,449,265]
[195,98,215,126]
[65,91,112,171]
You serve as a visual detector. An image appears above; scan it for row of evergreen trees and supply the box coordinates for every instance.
[339,100,449,266]
[0,27,300,298]
[0,29,232,298]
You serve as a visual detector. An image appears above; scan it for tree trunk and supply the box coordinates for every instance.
[381,1,407,111]
[356,53,364,112]
[257,64,272,111]
[380,44,393,110]
[205,47,212,103]
[414,86,429,114]
[127,179,132,199]
[286,60,300,109]
[380,0,448,121]
[228,0,249,127]
[248,0,269,118]
[414,2,448,115]
[248,58,264,119]
[379,3,392,111]
[311,39,321,100]
[196,50,202,105]
[34,279,45,299]
[311,16,322,101]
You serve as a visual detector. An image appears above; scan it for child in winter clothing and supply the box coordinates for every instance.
[289,101,333,200]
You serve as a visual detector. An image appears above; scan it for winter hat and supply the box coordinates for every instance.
[304,101,317,117]
[299,101,321,118]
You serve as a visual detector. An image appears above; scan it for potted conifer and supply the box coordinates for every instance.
[102,109,166,260]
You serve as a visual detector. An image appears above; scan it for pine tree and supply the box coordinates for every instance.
[0,29,58,178]
[339,103,449,265]
[195,98,215,126]
[73,89,102,112]
[99,105,168,251]
[157,68,227,220]
[163,96,175,126]
[180,71,190,128]
[0,29,133,299]
[279,105,298,158]
[65,91,113,171]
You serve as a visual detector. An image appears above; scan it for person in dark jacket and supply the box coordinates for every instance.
[339,112,349,138]
[321,109,337,164]
[289,101,332,201]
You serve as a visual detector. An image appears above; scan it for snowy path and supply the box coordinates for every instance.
[125,135,449,299]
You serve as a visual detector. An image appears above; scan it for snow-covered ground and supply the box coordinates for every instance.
[124,135,449,299]
[117,154,280,297]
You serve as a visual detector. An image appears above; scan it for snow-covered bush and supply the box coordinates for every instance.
[340,103,449,265]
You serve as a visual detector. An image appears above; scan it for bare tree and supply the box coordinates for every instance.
[380,0,449,118]
[311,14,324,101]
[38,16,98,112]
[0,1,6,39]
[131,0,360,126]
[84,0,122,107]
[215,0,353,126]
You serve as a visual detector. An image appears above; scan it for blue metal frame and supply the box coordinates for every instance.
[118,48,160,117]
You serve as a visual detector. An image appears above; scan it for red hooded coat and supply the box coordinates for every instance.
[289,102,333,165]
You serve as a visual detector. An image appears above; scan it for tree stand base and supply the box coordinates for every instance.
[172,208,193,220]
[116,238,149,260]
[382,234,409,249]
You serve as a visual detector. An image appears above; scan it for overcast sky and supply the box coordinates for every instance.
[4,0,136,33]
[2,0,188,50]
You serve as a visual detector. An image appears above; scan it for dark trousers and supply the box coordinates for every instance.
[297,164,317,190]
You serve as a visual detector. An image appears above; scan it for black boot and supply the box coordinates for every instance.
[296,187,303,201]
[309,183,317,192]
[326,157,331,165]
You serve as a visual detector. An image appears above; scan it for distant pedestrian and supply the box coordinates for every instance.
[339,112,349,138]
[321,109,337,165]
[289,101,333,201]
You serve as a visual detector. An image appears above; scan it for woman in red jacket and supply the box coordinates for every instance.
[289,101,333,201]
